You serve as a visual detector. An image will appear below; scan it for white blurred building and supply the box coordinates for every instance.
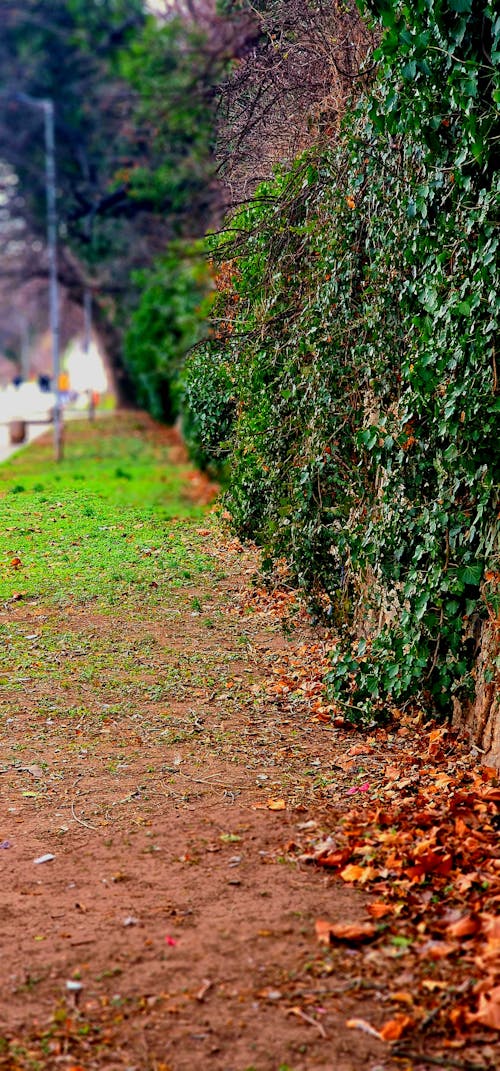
[64,336,109,395]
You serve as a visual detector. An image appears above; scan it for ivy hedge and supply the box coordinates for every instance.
[182,0,499,720]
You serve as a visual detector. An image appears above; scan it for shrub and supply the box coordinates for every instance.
[184,0,499,721]
[124,242,213,422]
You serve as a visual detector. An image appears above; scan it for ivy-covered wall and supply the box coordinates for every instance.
[182,0,499,738]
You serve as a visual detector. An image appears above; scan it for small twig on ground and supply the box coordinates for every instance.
[195,978,213,1001]
[178,769,247,790]
[108,789,142,810]
[71,800,99,832]
[285,1006,327,1039]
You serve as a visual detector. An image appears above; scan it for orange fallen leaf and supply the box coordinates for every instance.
[446,914,479,939]
[481,915,500,940]
[367,900,393,919]
[267,798,286,811]
[329,921,376,942]
[471,986,500,1031]
[406,849,453,879]
[315,919,375,944]
[479,786,500,801]
[390,991,414,1006]
[481,765,498,781]
[316,847,351,869]
[419,940,456,960]
[379,1014,413,1041]
[340,863,374,883]
[340,863,365,882]
[315,919,333,945]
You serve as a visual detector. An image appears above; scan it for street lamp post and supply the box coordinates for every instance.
[6,91,63,460]
[42,98,63,461]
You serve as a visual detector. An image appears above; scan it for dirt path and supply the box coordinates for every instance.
[0,419,498,1071]
[0,531,392,1071]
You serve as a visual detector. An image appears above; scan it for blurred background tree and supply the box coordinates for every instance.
[0,0,223,400]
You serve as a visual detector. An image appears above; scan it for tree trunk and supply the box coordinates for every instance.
[453,617,500,769]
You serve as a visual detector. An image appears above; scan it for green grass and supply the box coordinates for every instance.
[0,415,215,610]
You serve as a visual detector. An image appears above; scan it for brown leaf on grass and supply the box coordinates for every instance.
[315,919,376,944]
[379,1014,413,1041]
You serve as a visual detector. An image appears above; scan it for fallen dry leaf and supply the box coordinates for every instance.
[481,914,500,940]
[390,991,414,1007]
[315,847,351,869]
[315,919,333,946]
[446,914,479,939]
[419,940,456,960]
[471,986,500,1031]
[367,900,393,919]
[315,919,375,944]
[340,863,365,882]
[340,863,374,883]
[379,1014,413,1041]
[346,1017,382,1040]
[421,980,450,992]
[267,798,286,811]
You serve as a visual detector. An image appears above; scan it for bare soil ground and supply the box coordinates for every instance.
[0,548,391,1071]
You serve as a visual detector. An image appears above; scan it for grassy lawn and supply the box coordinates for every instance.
[0,413,237,772]
[0,414,215,611]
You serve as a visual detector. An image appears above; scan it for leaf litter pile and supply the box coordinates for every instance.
[0,415,498,1071]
